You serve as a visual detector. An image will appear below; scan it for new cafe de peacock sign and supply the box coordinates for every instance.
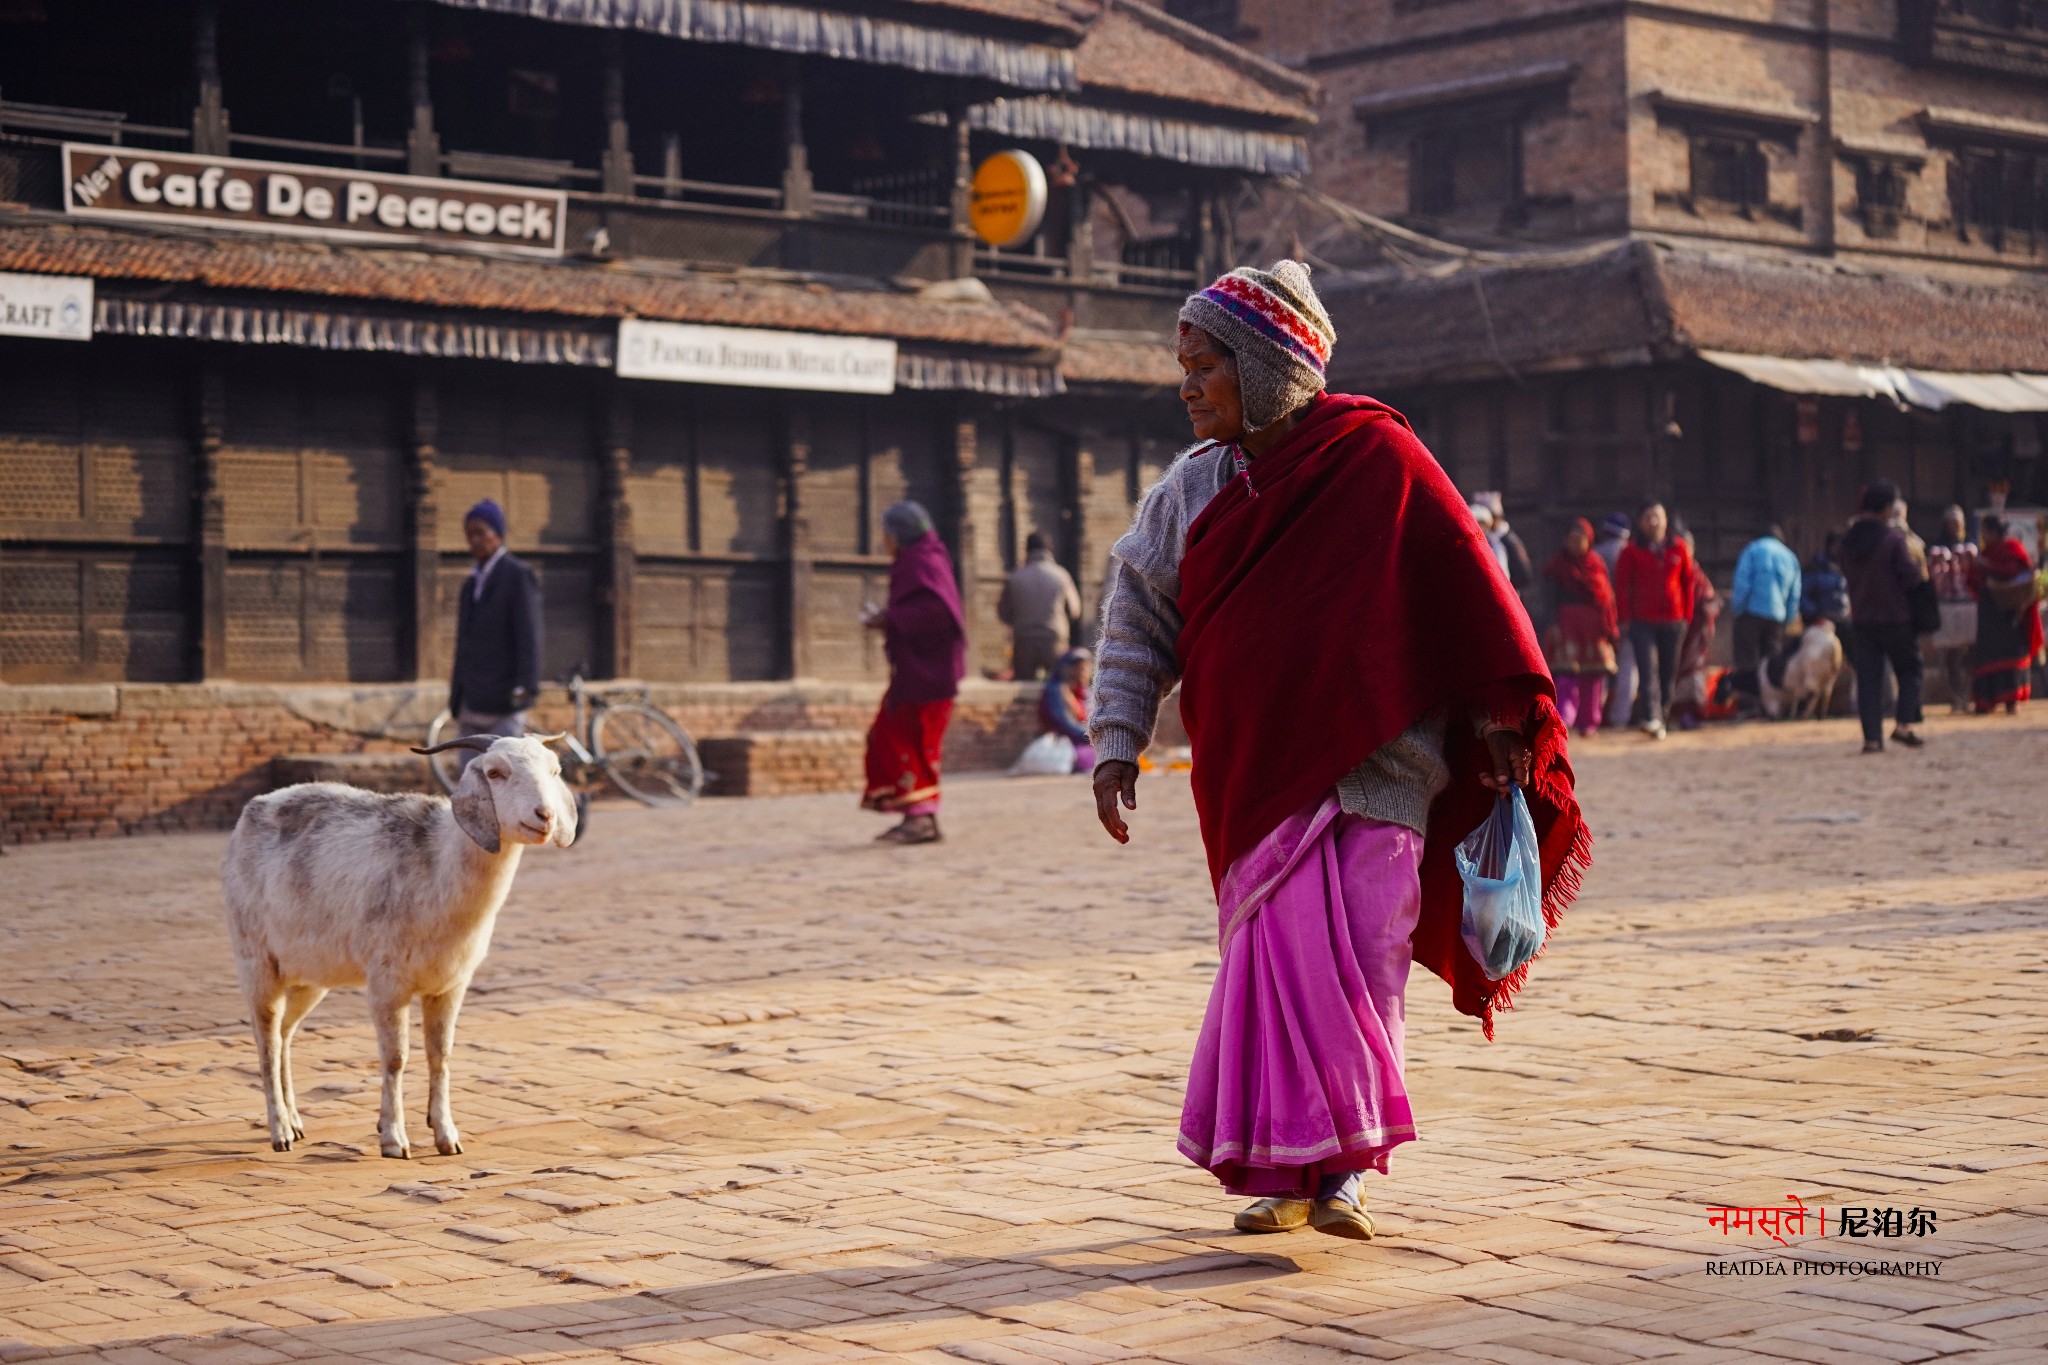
[61,144,567,258]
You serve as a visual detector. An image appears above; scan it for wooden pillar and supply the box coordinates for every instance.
[194,365,229,678]
[781,59,812,217]
[949,410,980,657]
[601,33,634,198]
[407,378,443,682]
[601,383,636,678]
[406,13,440,179]
[1067,176,1095,284]
[949,109,975,279]
[783,403,813,679]
[190,0,229,156]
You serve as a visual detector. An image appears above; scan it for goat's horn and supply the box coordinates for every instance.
[529,731,571,746]
[411,736,500,756]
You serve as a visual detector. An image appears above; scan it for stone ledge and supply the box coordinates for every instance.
[0,684,118,717]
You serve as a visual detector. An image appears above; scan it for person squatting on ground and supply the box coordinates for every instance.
[1087,260,1591,1240]
[1969,514,2044,715]
[1039,648,1097,773]
[1730,525,1802,676]
[1541,518,1619,736]
[449,499,542,770]
[997,531,1082,681]
[860,501,967,844]
[1667,524,1722,729]
[1839,480,1928,753]
[1614,502,1695,739]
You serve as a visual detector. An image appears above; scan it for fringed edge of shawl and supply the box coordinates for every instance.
[1476,694,1592,1041]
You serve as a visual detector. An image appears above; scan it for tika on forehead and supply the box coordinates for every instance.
[1178,260,1337,433]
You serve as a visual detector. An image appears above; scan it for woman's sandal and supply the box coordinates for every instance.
[1310,1197,1376,1240]
[876,817,942,845]
[1233,1198,1311,1233]
[1891,729,1925,748]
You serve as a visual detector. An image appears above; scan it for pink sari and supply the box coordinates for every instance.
[1177,794,1421,1197]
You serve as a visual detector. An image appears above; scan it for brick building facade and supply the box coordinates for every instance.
[0,0,1310,840]
[1180,0,2048,578]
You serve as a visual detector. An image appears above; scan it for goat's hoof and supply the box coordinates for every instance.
[291,1123,307,1140]
[271,1138,293,1152]
[435,1137,463,1156]
[380,1140,410,1159]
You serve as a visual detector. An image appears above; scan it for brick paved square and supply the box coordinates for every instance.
[2,713,2044,1360]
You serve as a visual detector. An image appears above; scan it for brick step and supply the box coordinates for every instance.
[271,752,438,794]
[698,729,866,798]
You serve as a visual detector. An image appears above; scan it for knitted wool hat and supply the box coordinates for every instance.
[1178,259,1336,432]
[882,499,934,543]
[464,498,506,538]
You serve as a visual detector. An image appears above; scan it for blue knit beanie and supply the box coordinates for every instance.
[464,498,506,538]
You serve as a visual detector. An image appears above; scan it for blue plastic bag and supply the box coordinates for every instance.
[1454,786,1546,981]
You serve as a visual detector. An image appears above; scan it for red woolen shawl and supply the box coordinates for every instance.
[1175,394,1592,1035]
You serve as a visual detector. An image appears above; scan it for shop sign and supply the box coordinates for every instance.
[969,150,1047,250]
[617,319,896,394]
[0,271,93,341]
[61,144,567,258]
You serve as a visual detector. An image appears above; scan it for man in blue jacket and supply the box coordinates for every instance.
[1730,524,1803,673]
[450,498,542,767]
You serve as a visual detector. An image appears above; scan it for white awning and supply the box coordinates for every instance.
[1699,350,2048,412]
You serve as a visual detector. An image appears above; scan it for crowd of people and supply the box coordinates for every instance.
[1514,484,2044,752]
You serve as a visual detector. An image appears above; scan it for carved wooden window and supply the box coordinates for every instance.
[1948,144,2048,250]
[1409,119,1522,221]
[1854,157,1915,238]
[1689,132,1768,214]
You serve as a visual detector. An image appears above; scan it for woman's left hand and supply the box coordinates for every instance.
[1481,728,1532,792]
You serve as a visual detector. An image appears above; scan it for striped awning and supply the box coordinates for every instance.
[93,295,1066,395]
[429,0,1079,92]
[967,96,1309,174]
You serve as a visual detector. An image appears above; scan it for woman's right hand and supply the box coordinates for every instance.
[1093,760,1139,844]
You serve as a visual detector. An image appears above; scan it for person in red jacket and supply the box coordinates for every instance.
[1614,501,1695,739]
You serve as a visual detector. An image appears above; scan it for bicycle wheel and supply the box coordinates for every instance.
[424,710,464,795]
[591,701,703,806]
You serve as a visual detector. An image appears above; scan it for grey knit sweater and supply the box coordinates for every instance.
[1088,442,1454,837]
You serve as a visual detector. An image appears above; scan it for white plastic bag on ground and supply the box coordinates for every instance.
[1455,786,1546,981]
[1009,733,1075,776]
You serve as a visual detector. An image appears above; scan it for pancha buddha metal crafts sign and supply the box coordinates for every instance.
[61,144,568,258]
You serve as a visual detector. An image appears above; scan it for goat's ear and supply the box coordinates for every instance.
[451,764,501,853]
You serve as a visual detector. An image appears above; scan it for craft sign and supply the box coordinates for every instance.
[616,319,897,394]
[0,271,93,342]
[61,144,567,257]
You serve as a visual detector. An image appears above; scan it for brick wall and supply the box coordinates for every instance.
[0,679,1047,845]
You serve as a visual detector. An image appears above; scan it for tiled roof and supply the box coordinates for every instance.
[1322,241,2048,389]
[1076,1,1316,124]
[0,218,1059,351]
[1060,329,1179,387]
[890,0,1099,36]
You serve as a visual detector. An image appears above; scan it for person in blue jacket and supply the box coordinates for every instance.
[1730,524,1803,673]
[1040,649,1096,773]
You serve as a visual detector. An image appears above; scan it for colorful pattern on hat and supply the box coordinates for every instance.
[1191,272,1331,375]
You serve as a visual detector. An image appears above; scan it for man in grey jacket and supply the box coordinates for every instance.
[996,532,1081,680]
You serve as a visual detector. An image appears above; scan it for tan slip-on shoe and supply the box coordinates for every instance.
[1233,1197,1312,1233]
[1310,1197,1376,1240]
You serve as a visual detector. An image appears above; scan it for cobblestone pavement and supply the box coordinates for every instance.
[4,711,2047,1363]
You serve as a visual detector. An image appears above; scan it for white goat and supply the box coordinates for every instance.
[1763,620,1844,721]
[222,734,575,1157]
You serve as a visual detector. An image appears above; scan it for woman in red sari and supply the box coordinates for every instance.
[1089,261,1588,1240]
[1969,515,2044,714]
[1542,518,1618,736]
[861,501,966,844]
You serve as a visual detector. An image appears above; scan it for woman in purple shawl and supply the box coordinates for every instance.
[860,500,967,844]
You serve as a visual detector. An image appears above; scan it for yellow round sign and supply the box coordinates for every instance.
[969,150,1048,250]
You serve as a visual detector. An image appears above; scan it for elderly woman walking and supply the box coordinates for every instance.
[1970,514,2044,714]
[861,501,966,844]
[1089,261,1589,1239]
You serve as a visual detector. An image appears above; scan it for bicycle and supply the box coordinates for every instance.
[424,674,704,807]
